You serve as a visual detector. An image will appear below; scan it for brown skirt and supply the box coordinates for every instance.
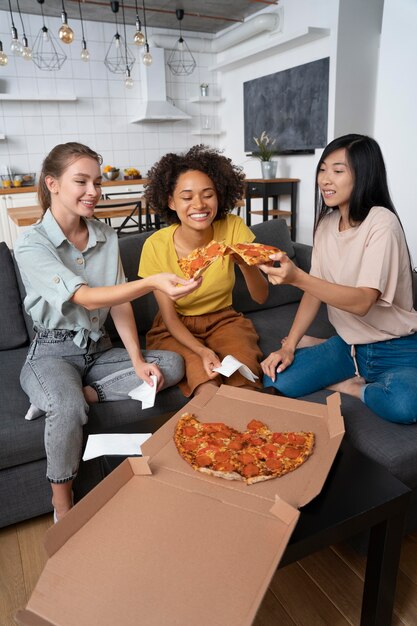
[146,308,263,397]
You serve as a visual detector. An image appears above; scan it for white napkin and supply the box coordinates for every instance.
[128,374,157,409]
[82,433,152,461]
[212,355,259,382]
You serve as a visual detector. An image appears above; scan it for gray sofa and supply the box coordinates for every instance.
[1,219,417,533]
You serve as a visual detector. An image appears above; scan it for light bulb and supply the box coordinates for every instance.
[142,44,152,66]
[59,11,74,44]
[134,30,145,46]
[178,37,184,51]
[59,24,74,44]
[115,34,120,49]
[0,51,8,66]
[125,67,133,88]
[42,28,50,42]
[21,36,31,61]
[10,38,23,55]
[81,40,89,61]
[22,46,32,60]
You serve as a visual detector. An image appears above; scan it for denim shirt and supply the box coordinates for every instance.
[14,209,125,348]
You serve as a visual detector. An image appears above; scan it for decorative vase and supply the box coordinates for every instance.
[261,161,277,179]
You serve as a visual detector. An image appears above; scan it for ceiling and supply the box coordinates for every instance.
[1,0,279,35]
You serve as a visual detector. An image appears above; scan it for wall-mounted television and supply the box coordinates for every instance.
[244,57,329,155]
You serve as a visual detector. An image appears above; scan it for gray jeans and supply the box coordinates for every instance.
[20,329,184,483]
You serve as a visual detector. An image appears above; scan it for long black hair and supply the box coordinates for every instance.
[314,134,397,233]
[314,134,414,292]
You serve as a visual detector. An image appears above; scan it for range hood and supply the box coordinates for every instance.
[129,48,191,123]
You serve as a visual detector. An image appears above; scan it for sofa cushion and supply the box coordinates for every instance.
[299,389,417,490]
[106,232,159,340]
[0,243,28,350]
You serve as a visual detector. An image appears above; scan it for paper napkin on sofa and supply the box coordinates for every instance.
[82,433,152,461]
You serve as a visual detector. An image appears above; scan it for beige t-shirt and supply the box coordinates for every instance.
[310,206,417,344]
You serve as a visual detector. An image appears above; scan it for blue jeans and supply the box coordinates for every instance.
[263,333,417,424]
[20,329,184,483]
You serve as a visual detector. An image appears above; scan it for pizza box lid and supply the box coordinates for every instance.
[15,387,344,626]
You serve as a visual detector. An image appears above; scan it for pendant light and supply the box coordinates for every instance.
[133,0,145,46]
[78,0,89,61]
[58,0,75,44]
[7,0,22,56]
[104,0,135,74]
[141,0,152,66]
[0,42,8,66]
[122,0,134,88]
[167,9,196,76]
[16,0,32,60]
[32,0,67,71]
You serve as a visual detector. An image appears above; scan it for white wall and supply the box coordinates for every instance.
[374,0,417,264]
[217,0,339,243]
[0,11,218,178]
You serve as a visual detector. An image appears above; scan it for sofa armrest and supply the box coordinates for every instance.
[293,242,312,273]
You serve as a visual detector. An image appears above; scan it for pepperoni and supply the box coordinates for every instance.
[183,426,198,437]
[195,455,212,467]
[190,257,206,270]
[212,431,230,440]
[242,463,260,478]
[228,440,243,451]
[247,419,265,431]
[206,243,223,257]
[294,435,306,445]
[213,461,235,472]
[238,453,256,465]
[262,443,277,453]
[265,458,283,471]
[214,450,232,463]
[284,447,300,459]
[272,433,288,444]
[182,440,198,451]
[249,437,265,446]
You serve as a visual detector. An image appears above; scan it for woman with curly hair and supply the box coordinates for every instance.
[139,145,268,397]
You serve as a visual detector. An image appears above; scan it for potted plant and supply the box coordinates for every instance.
[252,131,278,179]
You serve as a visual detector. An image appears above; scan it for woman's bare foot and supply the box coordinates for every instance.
[327,376,366,399]
[280,335,326,348]
[83,385,99,404]
[297,335,327,348]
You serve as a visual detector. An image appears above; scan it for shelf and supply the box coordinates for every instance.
[210,27,330,72]
[188,97,223,103]
[190,130,224,136]
[0,95,77,101]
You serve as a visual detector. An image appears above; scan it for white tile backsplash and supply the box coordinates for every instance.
[0,9,220,175]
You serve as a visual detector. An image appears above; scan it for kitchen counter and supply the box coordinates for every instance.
[0,179,148,196]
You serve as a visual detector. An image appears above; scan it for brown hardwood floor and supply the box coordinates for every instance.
[1,513,417,625]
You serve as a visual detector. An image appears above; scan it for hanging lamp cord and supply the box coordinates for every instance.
[78,0,85,41]
[7,0,16,29]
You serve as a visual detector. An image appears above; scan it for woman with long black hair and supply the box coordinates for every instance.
[260,134,417,424]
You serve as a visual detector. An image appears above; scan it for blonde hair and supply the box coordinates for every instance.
[38,142,103,213]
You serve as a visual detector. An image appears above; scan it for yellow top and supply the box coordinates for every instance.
[138,214,255,316]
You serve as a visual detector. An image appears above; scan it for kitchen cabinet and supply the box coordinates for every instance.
[1,191,38,248]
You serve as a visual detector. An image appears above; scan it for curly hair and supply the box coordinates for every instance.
[144,145,245,224]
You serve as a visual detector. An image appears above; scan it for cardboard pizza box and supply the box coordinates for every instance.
[15,386,344,626]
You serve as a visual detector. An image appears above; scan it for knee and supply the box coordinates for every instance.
[162,352,185,386]
[48,391,89,425]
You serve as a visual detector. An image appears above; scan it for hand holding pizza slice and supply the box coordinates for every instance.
[178,240,282,279]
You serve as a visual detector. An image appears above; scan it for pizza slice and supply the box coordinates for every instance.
[227,242,282,266]
[174,413,315,485]
[178,241,227,280]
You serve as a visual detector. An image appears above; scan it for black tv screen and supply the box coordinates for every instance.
[244,57,329,154]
